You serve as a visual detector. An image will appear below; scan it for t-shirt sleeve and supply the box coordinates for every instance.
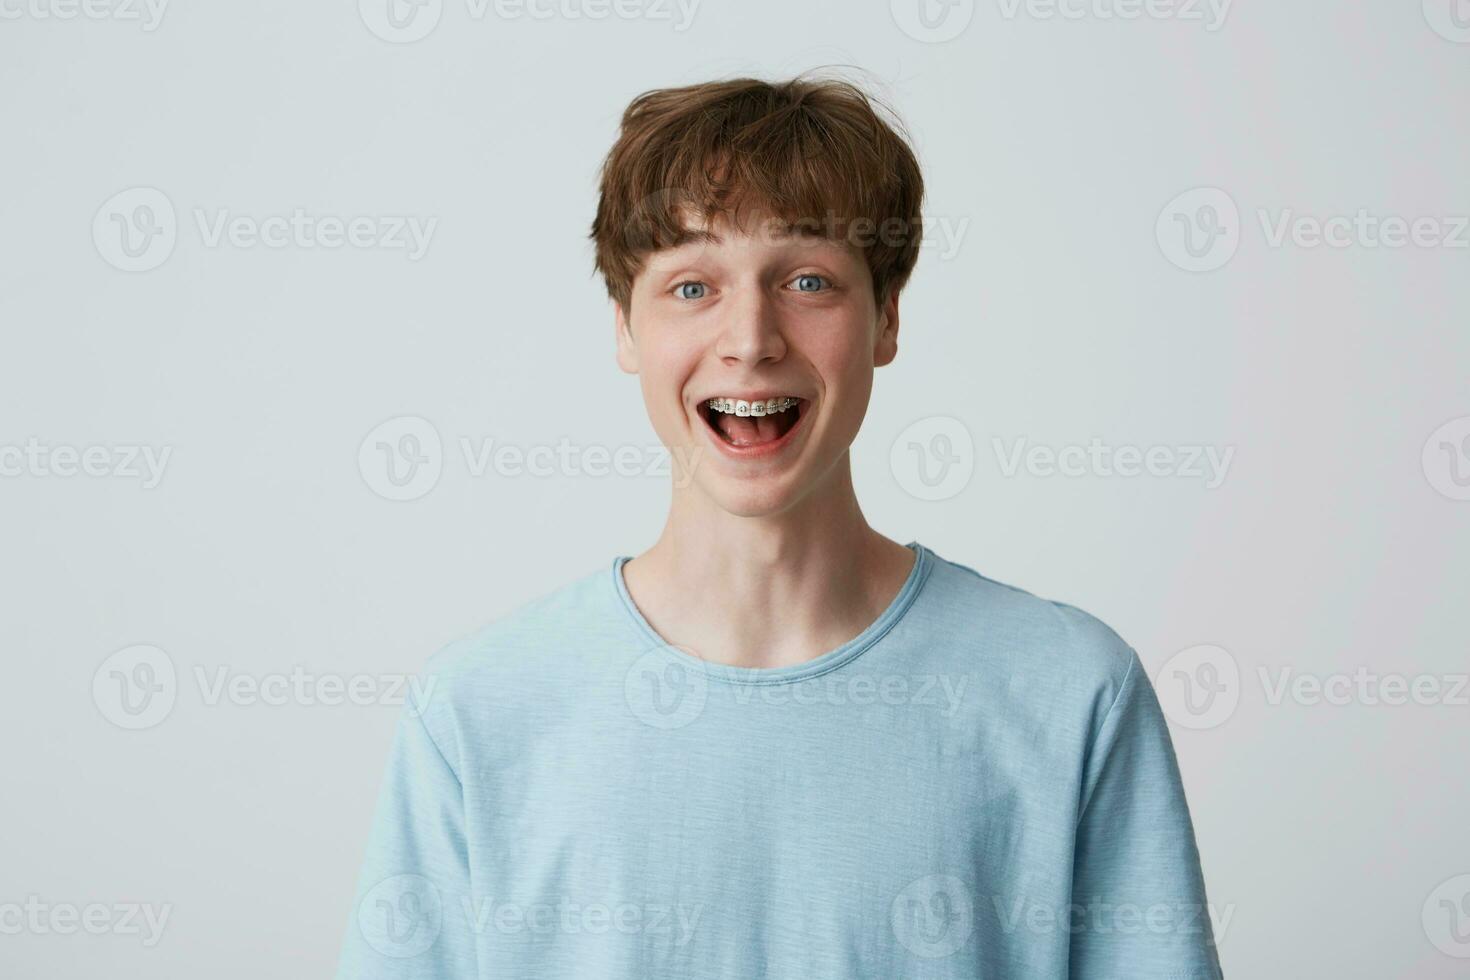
[1069,648,1225,979]
[335,695,479,980]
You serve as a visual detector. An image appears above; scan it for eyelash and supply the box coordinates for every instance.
[671,274,833,300]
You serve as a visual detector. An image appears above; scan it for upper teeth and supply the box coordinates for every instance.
[707,397,799,417]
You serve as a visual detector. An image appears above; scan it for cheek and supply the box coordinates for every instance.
[635,328,704,428]
[804,320,876,393]
[799,318,877,435]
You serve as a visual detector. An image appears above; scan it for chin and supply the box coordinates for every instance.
[691,470,809,519]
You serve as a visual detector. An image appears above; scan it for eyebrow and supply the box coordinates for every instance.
[666,227,724,248]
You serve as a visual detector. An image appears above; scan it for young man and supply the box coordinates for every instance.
[336,75,1224,979]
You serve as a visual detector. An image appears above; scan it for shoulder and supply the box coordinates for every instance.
[405,561,627,728]
[917,544,1139,704]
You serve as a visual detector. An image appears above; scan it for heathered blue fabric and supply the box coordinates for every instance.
[336,542,1223,979]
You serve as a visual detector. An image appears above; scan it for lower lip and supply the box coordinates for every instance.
[698,401,810,460]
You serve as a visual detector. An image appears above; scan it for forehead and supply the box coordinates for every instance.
[643,206,861,267]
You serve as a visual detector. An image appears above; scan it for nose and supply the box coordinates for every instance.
[713,283,787,366]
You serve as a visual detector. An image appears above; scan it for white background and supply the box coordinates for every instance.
[1,1,1467,976]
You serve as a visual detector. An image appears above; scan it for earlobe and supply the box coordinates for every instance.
[614,302,639,374]
[873,289,900,367]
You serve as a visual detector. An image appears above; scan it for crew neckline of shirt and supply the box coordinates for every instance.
[609,541,933,686]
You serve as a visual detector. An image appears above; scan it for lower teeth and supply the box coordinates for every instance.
[710,403,798,445]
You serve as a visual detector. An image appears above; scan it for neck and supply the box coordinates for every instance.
[622,456,916,669]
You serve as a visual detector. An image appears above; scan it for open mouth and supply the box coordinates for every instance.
[698,396,807,449]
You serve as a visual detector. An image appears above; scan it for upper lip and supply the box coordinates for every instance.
[696,391,808,403]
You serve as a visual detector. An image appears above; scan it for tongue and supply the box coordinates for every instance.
[716,412,783,446]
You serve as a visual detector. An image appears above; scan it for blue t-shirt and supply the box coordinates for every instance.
[336,542,1224,978]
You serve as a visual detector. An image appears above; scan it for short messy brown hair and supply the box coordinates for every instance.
[590,73,926,313]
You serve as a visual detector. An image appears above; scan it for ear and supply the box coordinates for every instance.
[872,286,901,368]
[614,300,639,374]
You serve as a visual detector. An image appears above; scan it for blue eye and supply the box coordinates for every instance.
[792,274,828,292]
[674,281,707,300]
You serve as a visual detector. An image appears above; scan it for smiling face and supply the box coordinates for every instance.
[616,208,900,518]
